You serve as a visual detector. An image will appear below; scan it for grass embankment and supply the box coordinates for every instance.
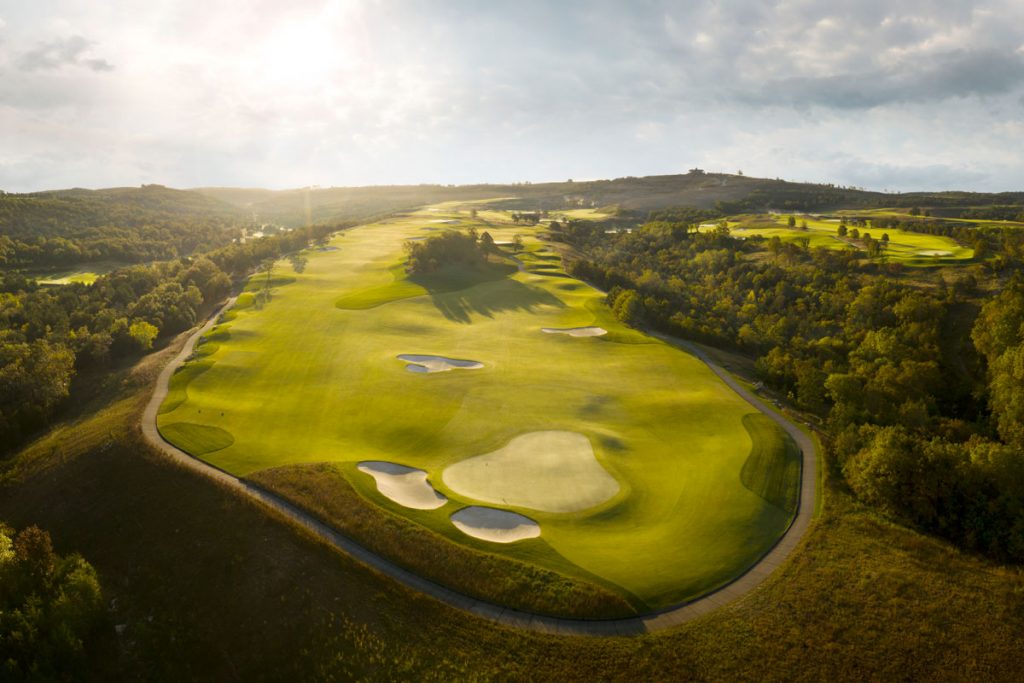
[740,413,801,515]
[2,328,1023,679]
[248,462,638,618]
[158,206,798,612]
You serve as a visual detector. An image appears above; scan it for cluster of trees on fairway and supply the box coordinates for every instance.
[0,186,250,267]
[558,215,1024,562]
[0,523,107,679]
[509,211,543,224]
[405,230,494,274]
[0,219,350,451]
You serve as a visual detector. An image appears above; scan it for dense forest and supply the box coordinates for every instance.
[556,216,1024,562]
[0,186,251,266]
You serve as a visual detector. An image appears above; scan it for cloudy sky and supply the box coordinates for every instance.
[2,0,1023,193]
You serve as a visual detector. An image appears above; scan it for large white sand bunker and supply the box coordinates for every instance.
[397,354,484,374]
[429,219,460,224]
[451,506,540,543]
[443,431,620,513]
[918,250,953,257]
[357,461,448,510]
[541,326,608,337]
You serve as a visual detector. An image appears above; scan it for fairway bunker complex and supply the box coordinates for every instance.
[397,354,484,373]
[451,506,541,543]
[541,326,608,337]
[357,461,448,510]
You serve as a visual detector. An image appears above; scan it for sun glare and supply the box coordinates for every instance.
[261,15,353,90]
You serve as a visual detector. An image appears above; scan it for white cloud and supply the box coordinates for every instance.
[0,0,1023,192]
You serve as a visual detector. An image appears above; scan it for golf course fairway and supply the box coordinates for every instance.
[157,204,802,615]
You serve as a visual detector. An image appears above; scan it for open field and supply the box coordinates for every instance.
[156,204,800,614]
[27,260,127,285]
[713,214,974,265]
[838,207,1024,229]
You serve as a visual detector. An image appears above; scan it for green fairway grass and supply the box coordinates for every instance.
[159,422,235,455]
[30,260,127,285]
[158,204,800,614]
[740,414,801,514]
[712,214,974,265]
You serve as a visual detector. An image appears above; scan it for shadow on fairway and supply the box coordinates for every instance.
[426,278,564,323]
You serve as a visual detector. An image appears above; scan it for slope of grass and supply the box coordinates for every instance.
[740,413,802,514]
[248,462,640,618]
[158,206,798,612]
[158,359,214,414]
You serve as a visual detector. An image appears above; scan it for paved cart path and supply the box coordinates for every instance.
[142,299,818,636]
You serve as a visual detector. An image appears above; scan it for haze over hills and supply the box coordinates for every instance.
[7,170,1024,233]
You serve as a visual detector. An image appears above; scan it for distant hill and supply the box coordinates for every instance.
[0,185,249,267]
[197,172,1024,225]
[6,173,1022,268]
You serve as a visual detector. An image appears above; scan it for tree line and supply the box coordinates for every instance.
[0,220,351,451]
[555,216,1024,562]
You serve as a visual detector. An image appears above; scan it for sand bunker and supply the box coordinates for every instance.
[397,354,484,373]
[357,461,447,510]
[429,219,460,224]
[450,506,540,543]
[443,431,620,513]
[918,250,953,257]
[541,326,608,337]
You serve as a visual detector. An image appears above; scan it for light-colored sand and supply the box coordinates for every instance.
[918,250,953,257]
[429,219,460,224]
[541,326,608,337]
[357,461,448,510]
[397,354,484,373]
[443,431,620,513]
[450,506,540,543]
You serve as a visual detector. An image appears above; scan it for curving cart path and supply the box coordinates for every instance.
[142,298,818,636]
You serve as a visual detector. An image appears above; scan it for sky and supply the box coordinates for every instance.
[1,0,1024,193]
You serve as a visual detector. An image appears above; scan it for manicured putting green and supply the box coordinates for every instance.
[158,203,800,610]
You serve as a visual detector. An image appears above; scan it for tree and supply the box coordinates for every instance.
[787,215,796,228]
[128,320,158,350]
[512,234,524,252]
[0,524,107,680]
[479,231,495,252]
[838,224,848,237]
